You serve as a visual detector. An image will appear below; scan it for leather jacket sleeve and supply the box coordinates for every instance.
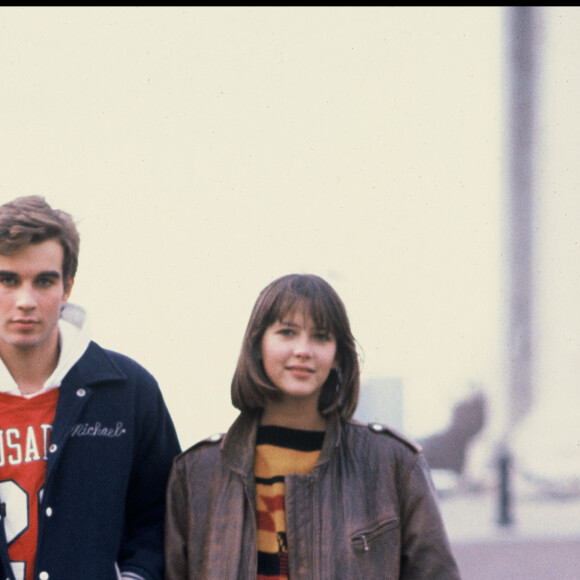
[165,457,190,580]
[398,453,462,579]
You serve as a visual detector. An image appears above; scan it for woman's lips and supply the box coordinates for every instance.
[287,366,314,378]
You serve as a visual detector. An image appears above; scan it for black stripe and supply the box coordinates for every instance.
[256,475,285,485]
[256,425,324,452]
[258,550,281,574]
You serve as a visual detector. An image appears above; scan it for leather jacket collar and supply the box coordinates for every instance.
[221,410,342,478]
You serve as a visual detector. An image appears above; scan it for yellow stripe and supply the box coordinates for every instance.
[255,444,320,477]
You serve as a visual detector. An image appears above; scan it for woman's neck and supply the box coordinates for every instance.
[261,399,327,431]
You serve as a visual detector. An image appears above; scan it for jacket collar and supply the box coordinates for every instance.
[62,341,127,388]
[221,410,343,479]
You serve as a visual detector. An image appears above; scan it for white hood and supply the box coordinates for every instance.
[0,302,91,397]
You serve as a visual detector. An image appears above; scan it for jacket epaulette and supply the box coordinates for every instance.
[367,422,422,453]
[184,432,224,454]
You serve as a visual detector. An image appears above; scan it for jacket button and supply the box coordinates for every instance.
[46,507,53,517]
[39,572,49,580]
[76,388,86,397]
[49,444,57,453]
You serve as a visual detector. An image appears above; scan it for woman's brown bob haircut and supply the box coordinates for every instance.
[0,196,80,287]
[231,273,360,420]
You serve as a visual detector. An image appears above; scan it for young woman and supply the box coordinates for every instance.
[164,273,462,579]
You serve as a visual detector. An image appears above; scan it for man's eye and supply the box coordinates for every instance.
[36,278,55,288]
[0,277,17,287]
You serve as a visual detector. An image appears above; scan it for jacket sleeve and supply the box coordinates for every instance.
[164,456,190,580]
[398,453,462,579]
[118,371,182,580]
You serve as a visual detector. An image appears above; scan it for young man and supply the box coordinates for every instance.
[0,196,181,580]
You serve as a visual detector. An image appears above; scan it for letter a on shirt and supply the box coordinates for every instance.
[0,389,59,580]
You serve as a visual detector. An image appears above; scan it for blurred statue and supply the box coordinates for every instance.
[419,387,487,475]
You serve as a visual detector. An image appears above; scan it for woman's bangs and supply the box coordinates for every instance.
[279,292,333,333]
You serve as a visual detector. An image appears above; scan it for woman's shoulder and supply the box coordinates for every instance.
[344,418,422,454]
[174,432,224,465]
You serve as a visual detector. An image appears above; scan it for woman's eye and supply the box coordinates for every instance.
[314,332,331,342]
[278,328,294,337]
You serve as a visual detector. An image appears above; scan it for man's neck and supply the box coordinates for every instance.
[0,334,60,395]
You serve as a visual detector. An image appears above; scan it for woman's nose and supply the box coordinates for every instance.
[294,335,312,357]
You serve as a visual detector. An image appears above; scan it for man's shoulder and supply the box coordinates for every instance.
[73,341,158,386]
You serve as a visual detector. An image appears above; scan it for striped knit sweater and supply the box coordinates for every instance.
[254,425,324,580]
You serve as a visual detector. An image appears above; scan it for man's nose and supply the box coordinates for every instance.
[16,285,37,309]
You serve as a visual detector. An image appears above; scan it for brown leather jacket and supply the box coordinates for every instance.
[164,412,462,579]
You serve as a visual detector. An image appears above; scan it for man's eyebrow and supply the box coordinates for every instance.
[37,271,61,278]
[0,270,62,279]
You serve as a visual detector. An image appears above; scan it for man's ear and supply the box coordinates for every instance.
[63,277,75,302]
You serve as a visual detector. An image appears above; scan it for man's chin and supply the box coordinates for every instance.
[7,337,44,351]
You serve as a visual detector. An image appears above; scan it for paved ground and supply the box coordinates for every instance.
[439,488,580,580]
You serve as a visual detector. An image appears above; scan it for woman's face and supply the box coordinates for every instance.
[260,307,337,406]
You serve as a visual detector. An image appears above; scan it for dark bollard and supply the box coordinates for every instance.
[498,448,513,526]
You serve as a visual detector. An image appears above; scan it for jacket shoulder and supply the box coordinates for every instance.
[355,420,422,453]
[72,341,158,386]
[178,432,224,459]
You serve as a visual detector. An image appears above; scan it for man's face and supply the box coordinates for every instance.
[0,239,72,355]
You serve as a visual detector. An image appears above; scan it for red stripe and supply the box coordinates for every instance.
[256,510,275,531]
[261,493,285,511]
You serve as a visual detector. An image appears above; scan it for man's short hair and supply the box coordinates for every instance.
[0,196,80,284]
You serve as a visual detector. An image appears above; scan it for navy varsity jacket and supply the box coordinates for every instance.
[0,341,181,580]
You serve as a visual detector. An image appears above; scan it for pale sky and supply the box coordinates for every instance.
[1,7,578,476]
